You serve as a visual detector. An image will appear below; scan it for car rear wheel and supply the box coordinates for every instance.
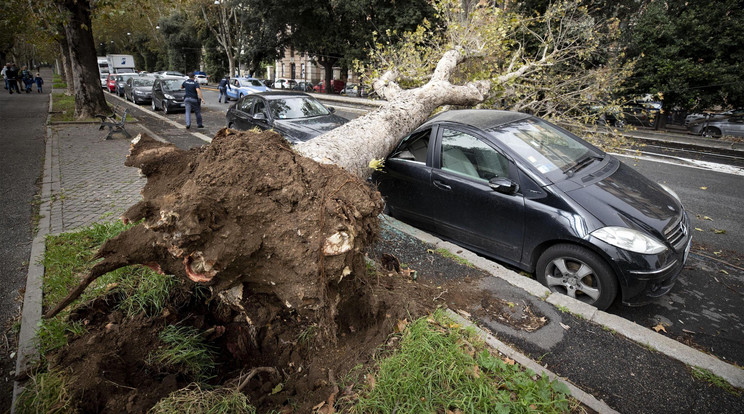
[702,127,722,139]
[536,244,618,310]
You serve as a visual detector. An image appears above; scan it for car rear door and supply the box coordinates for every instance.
[429,125,526,263]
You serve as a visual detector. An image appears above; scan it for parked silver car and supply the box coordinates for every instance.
[687,111,744,138]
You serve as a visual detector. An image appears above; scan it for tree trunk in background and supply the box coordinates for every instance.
[58,0,109,118]
[58,39,74,95]
[296,49,490,179]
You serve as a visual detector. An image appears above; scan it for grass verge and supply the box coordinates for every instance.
[14,369,73,414]
[690,367,741,396]
[148,383,256,414]
[352,309,574,413]
[147,325,217,382]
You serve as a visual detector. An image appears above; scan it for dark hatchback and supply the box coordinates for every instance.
[124,75,157,104]
[151,77,187,114]
[226,92,348,143]
[371,110,692,310]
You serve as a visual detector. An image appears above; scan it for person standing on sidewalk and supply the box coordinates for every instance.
[218,75,231,103]
[181,72,205,129]
[1,63,8,91]
[5,63,20,94]
[35,72,44,93]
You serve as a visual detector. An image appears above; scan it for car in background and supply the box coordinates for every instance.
[259,79,273,87]
[154,71,185,78]
[313,79,345,94]
[124,75,157,104]
[151,76,188,114]
[687,111,744,138]
[341,83,368,97]
[292,81,314,92]
[226,91,348,143]
[370,109,691,310]
[272,78,297,90]
[106,74,118,93]
[99,73,108,88]
[195,74,209,85]
[114,73,137,97]
[226,77,270,101]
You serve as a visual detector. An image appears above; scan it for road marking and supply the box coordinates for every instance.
[613,150,744,176]
[108,93,212,143]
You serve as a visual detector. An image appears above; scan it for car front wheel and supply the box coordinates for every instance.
[151,100,158,111]
[536,244,618,310]
[163,101,170,115]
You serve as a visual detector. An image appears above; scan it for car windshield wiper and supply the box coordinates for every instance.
[563,154,603,177]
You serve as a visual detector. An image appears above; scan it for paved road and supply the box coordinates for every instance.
[0,67,51,411]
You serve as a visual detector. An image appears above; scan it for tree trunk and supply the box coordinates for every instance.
[58,40,74,95]
[58,0,109,118]
[297,49,490,179]
[322,60,334,94]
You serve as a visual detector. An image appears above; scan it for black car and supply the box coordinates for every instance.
[226,92,348,143]
[371,110,692,310]
[115,73,137,97]
[124,75,156,104]
[151,77,187,114]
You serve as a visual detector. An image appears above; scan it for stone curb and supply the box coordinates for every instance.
[381,215,744,390]
[11,95,55,412]
[445,310,620,414]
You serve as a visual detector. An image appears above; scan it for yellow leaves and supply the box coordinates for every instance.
[368,158,385,171]
[395,318,409,333]
[700,186,708,190]
[503,357,516,365]
[713,229,727,235]
[652,323,667,333]
[695,228,704,232]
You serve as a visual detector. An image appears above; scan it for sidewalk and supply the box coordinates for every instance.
[14,93,744,413]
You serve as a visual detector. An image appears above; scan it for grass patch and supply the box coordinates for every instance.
[353,309,572,413]
[149,383,256,414]
[51,93,127,123]
[691,367,741,396]
[15,369,73,414]
[148,325,217,382]
[41,221,178,356]
[435,248,474,268]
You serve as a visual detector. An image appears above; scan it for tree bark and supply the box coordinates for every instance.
[58,0,109,118]
[58,39,74,95]
[296,49,491,179]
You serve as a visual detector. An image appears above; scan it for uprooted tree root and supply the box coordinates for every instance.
[39,129,444,412]
[46,129,384,343]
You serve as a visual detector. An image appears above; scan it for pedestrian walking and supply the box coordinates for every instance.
[35,73,44,93]
[181,72,205,129]
[20,66,33,93]
[6,63,20,94]
[218,75,231,103]
[1,63,8,90]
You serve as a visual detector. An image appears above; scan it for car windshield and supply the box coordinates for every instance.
[241,79,263,87]
[488,118,599,176]
[269,97,330,119]
[134,78,155,87]
[162,79,183,91]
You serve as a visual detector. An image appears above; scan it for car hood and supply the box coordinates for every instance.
[274,115,348,143]
[162,90,186,98]
[558,160,682,240]
[133,86,153,93]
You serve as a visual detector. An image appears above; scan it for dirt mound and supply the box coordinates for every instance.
[43,129,451,412]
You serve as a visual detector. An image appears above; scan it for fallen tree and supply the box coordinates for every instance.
[44,49,491,346]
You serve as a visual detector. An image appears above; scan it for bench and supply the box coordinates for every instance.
[96,105,131,140]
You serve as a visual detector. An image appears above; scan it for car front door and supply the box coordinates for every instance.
[723,116,744,137]
[429,125,526,263]
[152,81,162,106]
[232,96,256,130]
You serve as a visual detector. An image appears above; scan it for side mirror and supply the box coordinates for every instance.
[253,113,266,120]
[328,107,336,113]
[488,177,519,195]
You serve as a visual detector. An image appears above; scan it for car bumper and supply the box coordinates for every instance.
[591,214,692,306]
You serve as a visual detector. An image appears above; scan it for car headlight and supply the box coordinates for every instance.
[164,94,175,99]
[591,227,667,254]
[658,183,681,204]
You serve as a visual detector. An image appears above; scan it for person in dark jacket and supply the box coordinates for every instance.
[181,72,205,129]
[35,73,44,93]
[21,66,33,93]
[6,63,20,94]
[218,75,231,103]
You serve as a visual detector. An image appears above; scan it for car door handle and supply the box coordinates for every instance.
[433,180,452,191]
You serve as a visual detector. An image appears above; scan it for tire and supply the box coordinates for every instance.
[163,101,170,115]
[702,127,722,139]
[151,100,158,111]
[536,244,618,310]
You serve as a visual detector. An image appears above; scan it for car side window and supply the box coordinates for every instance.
[391,129,431,163]
[239,97,255,112]
[440,128,509,181]
[254,99,268,117]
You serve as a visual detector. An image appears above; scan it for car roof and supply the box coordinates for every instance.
[245,91,311,99]
[423,109,532,130]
